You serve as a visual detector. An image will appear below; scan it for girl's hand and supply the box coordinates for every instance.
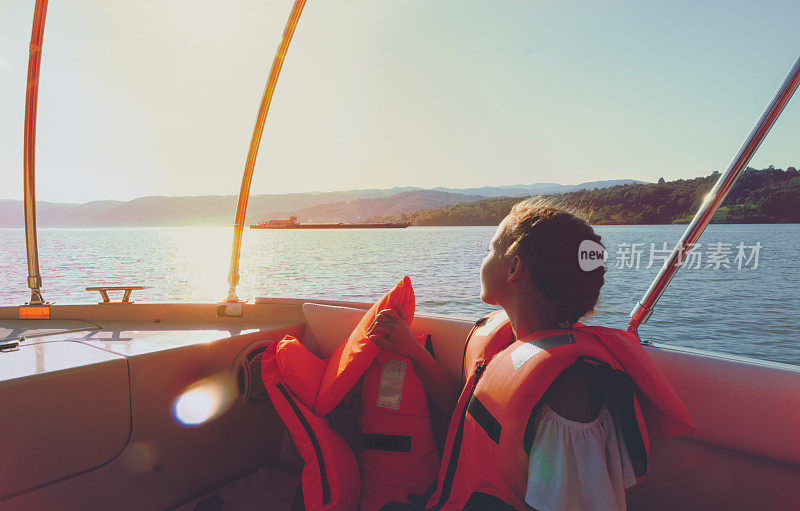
[366,301,423,361]
[369,301,460,414]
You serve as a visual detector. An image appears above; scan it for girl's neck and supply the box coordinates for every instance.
[503,293,560,340]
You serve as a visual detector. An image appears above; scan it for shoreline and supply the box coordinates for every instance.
[2,222,799,230]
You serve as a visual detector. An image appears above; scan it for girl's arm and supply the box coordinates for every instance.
[407,338,461,414]
[367,303,461,414]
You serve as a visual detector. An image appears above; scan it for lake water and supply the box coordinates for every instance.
[1,224,798,366]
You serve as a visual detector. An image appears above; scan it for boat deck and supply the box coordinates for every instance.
[2,303,800,510]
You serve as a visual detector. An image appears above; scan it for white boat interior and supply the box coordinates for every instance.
[1,299,799,510]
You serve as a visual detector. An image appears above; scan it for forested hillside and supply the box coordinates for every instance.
[367,167,800,225]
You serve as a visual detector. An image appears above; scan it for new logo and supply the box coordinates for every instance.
[578,240,608,271]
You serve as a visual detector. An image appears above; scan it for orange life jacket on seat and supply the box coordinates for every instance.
[262,277,439,511]
[426,311,695,511]
[261,338,361,511]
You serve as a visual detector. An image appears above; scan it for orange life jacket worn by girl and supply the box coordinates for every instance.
[425,310,694,510]
[372,198,694,510]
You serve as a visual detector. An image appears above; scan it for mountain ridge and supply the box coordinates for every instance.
[0,179,646,227]
[367,167,800,225]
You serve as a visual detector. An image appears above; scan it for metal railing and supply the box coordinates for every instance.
[22,0,49,305]
[628,54,800,339]
[224,0,308,307]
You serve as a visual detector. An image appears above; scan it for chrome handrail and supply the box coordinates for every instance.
[224,0,308,307]
[628,53,800,339]
[22,0,49,305]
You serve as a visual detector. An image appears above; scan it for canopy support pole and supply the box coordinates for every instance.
[223,0,308,311]
[22,0,50,306]
[628,53,800,340]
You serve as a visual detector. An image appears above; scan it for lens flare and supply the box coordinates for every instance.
[172,377,232,426]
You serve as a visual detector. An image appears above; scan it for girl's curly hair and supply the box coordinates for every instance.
[500,197,606,327]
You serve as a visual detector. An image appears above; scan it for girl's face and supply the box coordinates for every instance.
[480,219,511,306]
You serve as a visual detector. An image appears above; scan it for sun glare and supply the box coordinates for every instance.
[172,377,232,426]
[172,229,231,301]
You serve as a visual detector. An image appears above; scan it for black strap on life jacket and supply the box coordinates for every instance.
[462,492,517,510]
[425,333,435,359]
[359,433,412,453]
[467,396,502,444]
[276,383,331,505]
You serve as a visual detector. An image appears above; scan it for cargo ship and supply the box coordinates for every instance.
[249,215,410,229]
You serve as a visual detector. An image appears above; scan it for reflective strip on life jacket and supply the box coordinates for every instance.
[358,349,440,511]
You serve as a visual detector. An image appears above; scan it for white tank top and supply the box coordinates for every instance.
[524,399,637,510]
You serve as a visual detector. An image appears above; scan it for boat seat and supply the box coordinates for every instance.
[172,467,301,511]
[301,302,471,382]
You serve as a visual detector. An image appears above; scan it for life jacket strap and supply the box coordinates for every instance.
[425,333,435,359]
[467,396,502,444]
[359,432,413,452]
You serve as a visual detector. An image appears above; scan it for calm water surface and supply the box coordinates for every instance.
[1,225,798,366]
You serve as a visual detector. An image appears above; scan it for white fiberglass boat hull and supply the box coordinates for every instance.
[0,301,798,510]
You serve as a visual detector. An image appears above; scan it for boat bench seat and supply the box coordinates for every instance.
[301,302,472,382]
[173,467,300,511]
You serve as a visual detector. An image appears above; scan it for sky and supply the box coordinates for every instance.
[1,0,799,203]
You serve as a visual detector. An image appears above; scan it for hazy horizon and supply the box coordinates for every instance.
[0,178,649,206]
[2,0,798,203]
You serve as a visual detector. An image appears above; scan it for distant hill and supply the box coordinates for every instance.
[367,167,800,225]
[0,179,646,227]
[289,190,483,223]
[0,188,410,227]
[0,200,124,228]
[433,179,647,198]
[284,179,646,223]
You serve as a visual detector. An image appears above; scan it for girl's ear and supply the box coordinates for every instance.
[507,255,524,283]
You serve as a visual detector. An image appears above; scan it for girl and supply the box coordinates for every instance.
[368,198,636,510]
